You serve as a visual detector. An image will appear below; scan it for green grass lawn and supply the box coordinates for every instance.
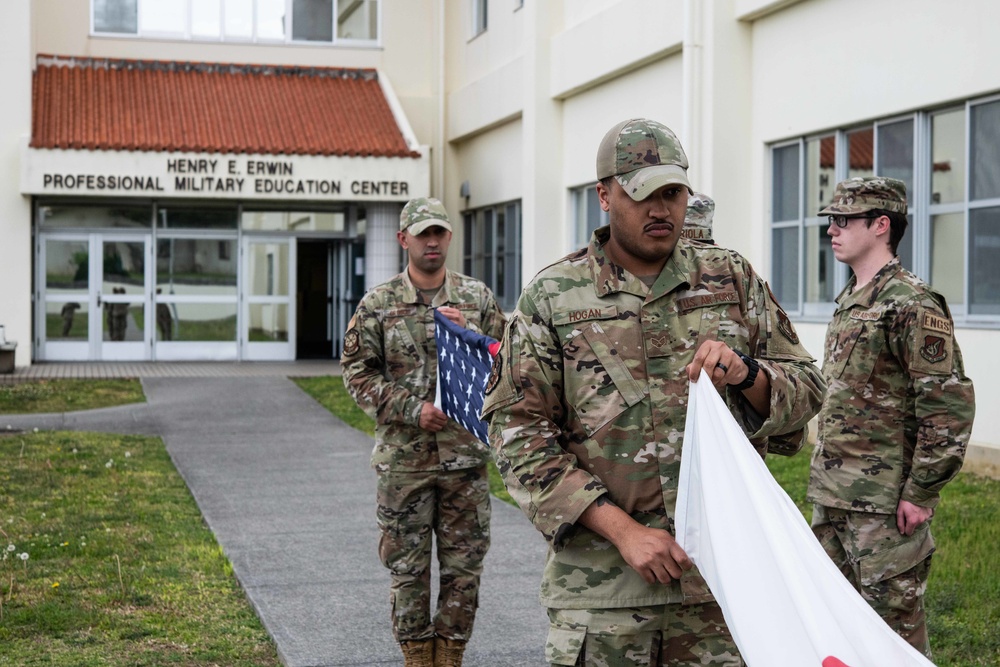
[0,379,145,415]
[0,430,280,666]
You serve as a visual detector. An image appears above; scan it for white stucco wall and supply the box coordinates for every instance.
[562,55,685,193]
[451,118,523,213]
[0,1,33,366]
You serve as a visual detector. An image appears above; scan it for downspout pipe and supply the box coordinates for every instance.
[682,0,703,187]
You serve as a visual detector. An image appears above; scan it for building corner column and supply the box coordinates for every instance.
[0,0,33,367]
[364,202,403,291]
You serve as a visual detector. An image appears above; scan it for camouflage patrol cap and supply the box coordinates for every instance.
[399,197,453,235]
[818,176,908,216]
[596,118,693,201]
[681,192,714,242]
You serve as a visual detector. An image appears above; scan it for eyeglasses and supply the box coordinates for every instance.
[828,214,876,228]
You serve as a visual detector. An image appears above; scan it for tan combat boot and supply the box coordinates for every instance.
[433,637,466,667]
[400,639,434,667]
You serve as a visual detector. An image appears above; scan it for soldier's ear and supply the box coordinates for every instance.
[396,230,409,249]
[596,181,611,212]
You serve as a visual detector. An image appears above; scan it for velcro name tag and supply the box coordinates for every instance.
[677,291,739,312]
[921,312,952,335]
[849,308,881,321]
[553,305,619,326]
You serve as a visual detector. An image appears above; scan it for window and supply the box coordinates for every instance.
[769,94,1000,324]
[471,0,487,37]
[92,0,379,45]
[463,201,521,311]
[571,184,608,249]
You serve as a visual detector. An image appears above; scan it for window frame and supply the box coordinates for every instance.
[470,0,488,39]
[569,182,609,251]
[90,0,382,47]
[462,199,521,312]
[768,93,1000,328]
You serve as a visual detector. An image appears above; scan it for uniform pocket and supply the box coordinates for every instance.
[545,622,587,666]
[831,322,884,392]
[564,320,645,437]
[858,523,935,587]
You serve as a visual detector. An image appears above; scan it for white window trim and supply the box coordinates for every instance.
[769,93,1000,328]
[90,0,381,47]
[470,0,487,40]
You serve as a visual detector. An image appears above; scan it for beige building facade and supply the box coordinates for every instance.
[2,0,998,469]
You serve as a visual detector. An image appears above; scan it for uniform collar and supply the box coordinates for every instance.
[587,226,692,300]
[835,257,902,310]
[399,267,459,307]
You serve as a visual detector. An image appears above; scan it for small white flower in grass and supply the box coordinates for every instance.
[18,553,28,561]
[72,448,78,454]
[40,513,45,519]
[33,427,38,433]
[125,451,131,458]
[105,459,113,468]
[6,544,14,552]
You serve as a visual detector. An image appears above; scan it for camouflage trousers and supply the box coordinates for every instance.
[545,603,743,666]
[375,466,491,643]
[812,504,935,656]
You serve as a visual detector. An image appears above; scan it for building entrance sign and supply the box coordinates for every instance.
[22,147,429,202]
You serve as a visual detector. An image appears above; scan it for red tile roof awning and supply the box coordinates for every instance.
[31,55,420,158]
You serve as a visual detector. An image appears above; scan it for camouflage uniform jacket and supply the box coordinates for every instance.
[342,268,507,473]
[808,258,974,513]
[482,227,825,609]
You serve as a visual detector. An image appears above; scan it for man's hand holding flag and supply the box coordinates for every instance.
[433,308,500,444]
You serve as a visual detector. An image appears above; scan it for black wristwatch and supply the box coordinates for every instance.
[731,351,759,391]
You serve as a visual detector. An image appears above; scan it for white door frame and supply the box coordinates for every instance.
[241,236,296,361]
[36,233,91,361]
[36,233,153,361]
[97,234,153,361]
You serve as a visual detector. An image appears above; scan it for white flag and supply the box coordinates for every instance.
[675,371,936,667]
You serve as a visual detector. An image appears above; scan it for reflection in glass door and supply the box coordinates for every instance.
[155,236,239,361]
[99,237,151,361]
[243,237,294,360]
[38,236,91,361]
[37,235,152,361]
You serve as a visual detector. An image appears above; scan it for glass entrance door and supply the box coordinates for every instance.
[37,235,151,361]
[242,237,294,360]
[38,236,91,361]
[98,237,151,361]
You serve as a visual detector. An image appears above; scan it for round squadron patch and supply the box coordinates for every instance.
[343,328,360,357]
[485,350,503,395]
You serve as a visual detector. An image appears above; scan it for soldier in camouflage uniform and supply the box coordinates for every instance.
[341,197,507,667]
[680,192,714,244]
[807,177,975,656]
[482,118,825,667]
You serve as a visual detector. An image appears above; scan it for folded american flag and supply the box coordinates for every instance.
[433,309,500,444]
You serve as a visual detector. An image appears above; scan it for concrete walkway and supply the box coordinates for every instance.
[1,365,548,666]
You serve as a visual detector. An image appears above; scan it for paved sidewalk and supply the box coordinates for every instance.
[2,373,549,666]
